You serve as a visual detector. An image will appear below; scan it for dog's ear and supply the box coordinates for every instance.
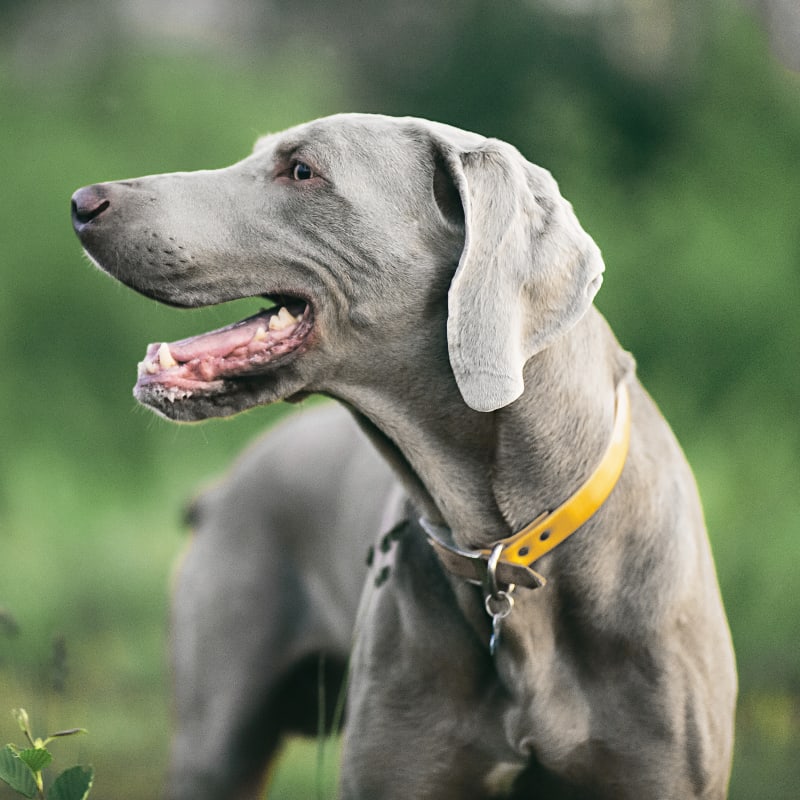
[433,137,604,412]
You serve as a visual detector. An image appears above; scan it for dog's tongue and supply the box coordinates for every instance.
[168,314,268,362]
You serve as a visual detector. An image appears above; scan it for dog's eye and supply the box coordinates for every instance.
[292,161,315,181]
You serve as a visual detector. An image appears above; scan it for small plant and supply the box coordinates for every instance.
[0,709,93,800]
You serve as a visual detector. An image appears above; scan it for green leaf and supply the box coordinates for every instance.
[0,745,38,798]
[18,747,53,773]
[47,766,94,800]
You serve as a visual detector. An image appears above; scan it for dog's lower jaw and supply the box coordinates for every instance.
[134,371,310,422]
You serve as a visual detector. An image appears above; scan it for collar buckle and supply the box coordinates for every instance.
[421,517,547,589]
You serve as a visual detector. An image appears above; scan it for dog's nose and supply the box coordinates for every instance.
[71,185,110,229]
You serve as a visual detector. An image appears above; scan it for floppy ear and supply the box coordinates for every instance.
[434,137,605,412]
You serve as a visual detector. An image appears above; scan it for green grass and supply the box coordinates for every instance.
[268,739,341,800]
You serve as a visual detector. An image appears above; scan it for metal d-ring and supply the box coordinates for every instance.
[485,544,515,603]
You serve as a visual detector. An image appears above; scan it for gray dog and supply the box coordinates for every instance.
[72,113,736,799]
[171,403,402,799]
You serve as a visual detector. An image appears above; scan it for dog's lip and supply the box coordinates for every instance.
[134,296,313,398]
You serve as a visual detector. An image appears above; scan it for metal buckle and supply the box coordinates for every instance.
[421,517,547,590]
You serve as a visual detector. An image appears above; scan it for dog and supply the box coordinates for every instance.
[72,113,736,798]
[170,403,403,799]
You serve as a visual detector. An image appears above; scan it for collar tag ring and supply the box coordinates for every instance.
[485,544,516,655]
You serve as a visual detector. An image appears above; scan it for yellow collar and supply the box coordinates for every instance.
[421,381,631,590]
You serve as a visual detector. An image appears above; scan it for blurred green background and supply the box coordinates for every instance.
[1,0,798,797]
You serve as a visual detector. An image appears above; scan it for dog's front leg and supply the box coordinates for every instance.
[340,521,520,800]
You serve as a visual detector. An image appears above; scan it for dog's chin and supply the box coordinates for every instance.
[133,300,315,422]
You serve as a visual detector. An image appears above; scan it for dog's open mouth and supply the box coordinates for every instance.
[134,297,313,405]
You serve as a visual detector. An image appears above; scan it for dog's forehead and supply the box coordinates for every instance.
[252,113,486,162]
[252,115,418,162]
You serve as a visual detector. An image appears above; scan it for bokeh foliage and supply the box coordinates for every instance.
[1,1,798,797]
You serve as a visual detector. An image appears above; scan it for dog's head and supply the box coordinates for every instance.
[72,113,603,420]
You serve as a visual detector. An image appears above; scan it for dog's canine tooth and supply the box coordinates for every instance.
[268,307,297,332]
[158,342,178,369]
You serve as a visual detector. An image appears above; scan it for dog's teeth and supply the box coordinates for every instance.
[138,360,159,376]
[268,307,297,332]
[158,342,178,369]
[252,325,268,342]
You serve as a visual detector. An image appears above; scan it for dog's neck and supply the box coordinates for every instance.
[491,312,629,541]
[338,309,630,552]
